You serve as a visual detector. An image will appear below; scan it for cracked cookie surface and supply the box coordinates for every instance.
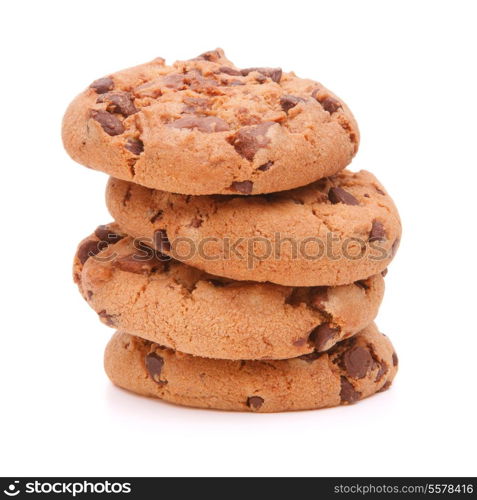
[106,169,401,286]
[104,323,398,412]
[62,48,359,195]
[74,225,384,360]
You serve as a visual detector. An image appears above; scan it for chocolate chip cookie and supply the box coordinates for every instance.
[62,48,359,195]
[106,169,401,286]
[74,225,385,360]
[104,323,397,412]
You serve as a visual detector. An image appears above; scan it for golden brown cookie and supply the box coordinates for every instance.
[106,169,401,286]
[74,225,385,360]
[104,323,398,412]
[62,48,359,195]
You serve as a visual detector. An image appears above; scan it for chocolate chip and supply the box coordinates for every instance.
[169,116,230,133]
[77,239,107,265]
[375,360,388,382]
[392,352,398,366]
[246,396,264,410]
[227,121,275,161]
[149,210,163,224]
[375,186,386,195]
[308,323,340,351]
[154,229,171,253]
[136,240,171,268]
[162,73,188,90]
[241,67,282,83]
[97,91,137,117]
[113,252,165,275]
[298,351,322,363]
[328,187,359,206]
[182,97,211,114]
[145,352,167,385]
[257,161,273,171]
[89,77,114,94]
[292,338,307,347]
[186,72,222,94]
[312,92,342,114]
[94,225,123,245]
[354,280,370,290]
[280,95,305,113]
[369,220,386,242]
[340,377,361,404]
[190,217,203,228]
[381,268,388,277]
[378,381,392,393]
[86,290,93,300]
[125,138,144,155]
[229,180,253,194]
[91,110,124,136]
[343,346,373,379]
[219,66,241,76]
[197,50,222,62]
[285,288,308,307]
[98,310,116,327]
[310,286,329,310]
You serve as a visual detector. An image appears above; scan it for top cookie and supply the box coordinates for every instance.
[62,48,359,195]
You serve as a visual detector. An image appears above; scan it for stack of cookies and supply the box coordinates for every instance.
[63,49,401,412]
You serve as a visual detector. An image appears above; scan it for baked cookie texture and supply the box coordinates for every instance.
[74,225,385,360]
[106,169,401,286]
[62,48,359,195]
[104,323,398,412]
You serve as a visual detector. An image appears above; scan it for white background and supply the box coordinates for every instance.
[1,0,476,477]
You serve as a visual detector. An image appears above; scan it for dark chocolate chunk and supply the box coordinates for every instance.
[257,161,274,171]
[229,180,253,194]
[369,220,386,242]
[169,116,230,133]
[98,310,116,327]
[309,323,340,351]
[91,110,124,136]
[97,91,137,116]
[280,95,305,112]
[310,286,329,310]
[125,138,144,155]
[328,187,359,206]
[354,280,370,290]
[145,352,167,385]
[392,352,399,367]
[227,121,275,160]
[340,377,361,404]
[219,66,241,76]
[342,346,373,379]
[94,225,123,244]
[154,229,171,253]
[246,396,264,410]
[77,239,107,265]
[113,252,164,274]
[241,67,282,83]
[89,77,114,94]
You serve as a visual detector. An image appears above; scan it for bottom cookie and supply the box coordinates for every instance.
[104,323,398,412]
